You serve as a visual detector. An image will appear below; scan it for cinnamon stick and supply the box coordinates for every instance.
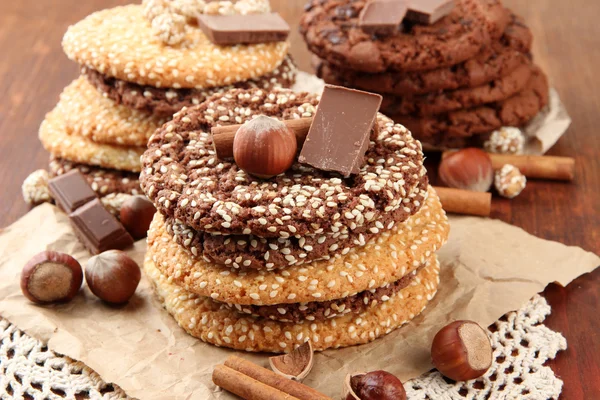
[213,365,300,400]
[212,118,312,159]
[223,356,333,400]
[433,186,491,217]
[441,151,576,181]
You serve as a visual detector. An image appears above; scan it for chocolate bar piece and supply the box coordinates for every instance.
[406,0,455,25]
[359,0,408,35]
[198,13,290,45]
[69,199,134,255]
[48,169,97,213]
[298,85,382,178]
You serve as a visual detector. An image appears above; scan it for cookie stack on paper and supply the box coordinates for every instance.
[28,0,296,203]
[302,0,549,151]
[140,86,450,352]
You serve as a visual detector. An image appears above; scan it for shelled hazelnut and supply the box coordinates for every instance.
[85,250,141,304]
[233,115,297,178]
[344,371,406,400]
[494,164,527,199]
[431,320,493,381]
[439,148,494,192]
[21,251,83,304]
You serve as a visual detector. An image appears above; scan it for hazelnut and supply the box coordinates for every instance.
[85,250,141,304]
[21,251,83,304]
[494,164,527,199]
[119,195,156,239]
[344,371,406,400]
[439,148,494,192]
[233,115,297,178]
[269,341,314,382]
[431,320,493,381]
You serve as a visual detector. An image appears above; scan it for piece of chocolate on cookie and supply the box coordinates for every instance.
[299,85,382,177]
[359,0,408,35]
[406,0,456,25]
[198,13,290,45]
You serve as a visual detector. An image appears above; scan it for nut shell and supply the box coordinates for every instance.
[85,250,141,304]
[431,320,493,381]
[120,195,156,240]
[439,148,493,192]
[233,115,297,178]
[269,341,314,382]
[21,251,83,304]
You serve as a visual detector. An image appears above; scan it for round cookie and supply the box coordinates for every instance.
[300,0,510,73]
[62,5,290,89]
[164,177,428,271]
[144,255,440,352]
[49,158,141,196]
[146,186,449,305]
[393,66,549,143]
[141,88,426,242]
[313,13,533,95]
[39,107,145,172]
[58,77,166,147]
[380,62,533,116]
[83,56,297,118]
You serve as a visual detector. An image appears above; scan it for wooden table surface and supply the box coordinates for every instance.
[0,0,598,398]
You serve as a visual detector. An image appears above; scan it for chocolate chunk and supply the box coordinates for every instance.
[48,169,97,213]
[197,13,290,45]
[298,85,382,177]
[69,199,134,254]
[359,0,408,35]
[406,0,455,25]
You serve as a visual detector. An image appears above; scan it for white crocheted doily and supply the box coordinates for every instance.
[0,295,565,399]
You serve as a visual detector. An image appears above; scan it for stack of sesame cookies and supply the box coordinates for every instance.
[30,0,295,203]
[302,0,549,150]
[140,87,450,353]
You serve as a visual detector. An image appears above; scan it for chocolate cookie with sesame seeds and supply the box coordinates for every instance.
[146,186,449,307]
[49,158,142,197]
[62,5,290,91]
[299,0,510,74]
[83,56,297,119]
[39,107,145,173]
[312,12,533,96]
[140,89,427,253]
[57,77,166,147]
[144,253,440,352]
[164,178,428,270]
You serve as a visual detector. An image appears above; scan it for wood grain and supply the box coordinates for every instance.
[0,1,598,398]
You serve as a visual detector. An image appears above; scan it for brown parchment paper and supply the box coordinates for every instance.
[0,204,598,399]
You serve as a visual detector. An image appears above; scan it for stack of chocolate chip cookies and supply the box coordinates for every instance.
[302,0,549,150]
[32,1,296,201]
[140,86,450,352]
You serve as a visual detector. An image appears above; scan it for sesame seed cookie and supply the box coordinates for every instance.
[57,77,166,147]
[144,255,440,352]
[163,177,428,271]
[379,62,533,117]
[39,107,145,172]
[140,88,427,242]
[49,158,141,197]
[300,0,510,73]
[312,13,533,96]
[62,5,290,90]
[83,56,297,118]
[146,186,449,305]
[393,66,549,142]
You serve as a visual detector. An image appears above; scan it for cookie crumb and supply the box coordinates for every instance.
[484,127,525,155]
[22,170,53,206]
[494,164,526,198]
[101,193,135,217]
